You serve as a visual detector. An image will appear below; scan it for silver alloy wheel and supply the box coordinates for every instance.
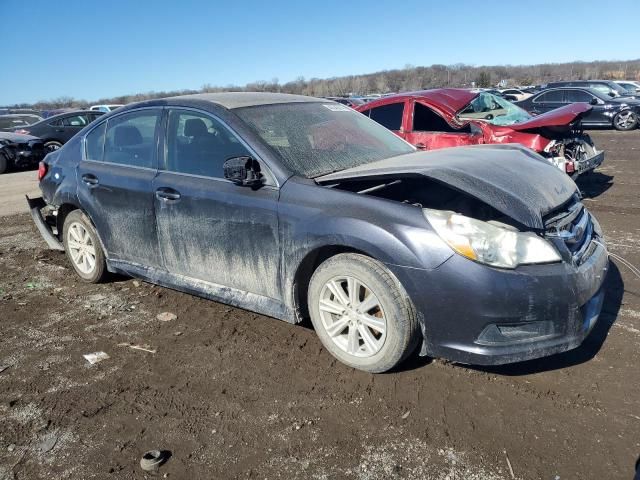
[318,276,387,357]
[615,111,636,129]
[67,222,97,274]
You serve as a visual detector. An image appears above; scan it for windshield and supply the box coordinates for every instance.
[457,92,532,126]
[235,102,415,178]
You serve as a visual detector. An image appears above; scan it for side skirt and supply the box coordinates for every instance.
[107,259,295,324]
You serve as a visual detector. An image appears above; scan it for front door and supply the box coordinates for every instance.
[77,108,163,267]
[529,90,565,115]
[404,100,482,150]
[153,108,281,299]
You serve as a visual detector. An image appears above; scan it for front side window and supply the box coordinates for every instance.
[103,109,160,168]
[366,102,404,130]
[165,110,251,178]
[565,90,594,103]
[413,102,463,132]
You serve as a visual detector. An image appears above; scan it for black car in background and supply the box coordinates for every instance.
[517,87,640,130]
[546,80,638,99]
[0,114,44,132]
[0,132,46,174]
[13,110,104,152]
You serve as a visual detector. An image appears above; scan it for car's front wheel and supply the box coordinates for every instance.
[613,110,638,131]
[62,210,107,283]
[308,253,419,373]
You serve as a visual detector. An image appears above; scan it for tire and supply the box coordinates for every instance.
[62,210,107,283]
[308,253,419,373]
[0,153,7,174]
[613,110,638,131]
[44,141,63,153]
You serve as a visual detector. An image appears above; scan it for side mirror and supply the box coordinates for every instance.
[223,156,263,187]
[590,98,599,105]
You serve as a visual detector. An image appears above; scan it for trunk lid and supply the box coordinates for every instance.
[507,103,592,131]
[316,144,577,230]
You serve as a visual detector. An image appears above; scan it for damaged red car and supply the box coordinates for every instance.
[356,89,604,177]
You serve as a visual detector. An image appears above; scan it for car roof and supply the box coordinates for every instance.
[166,92,325,109]
[358,88,478,118]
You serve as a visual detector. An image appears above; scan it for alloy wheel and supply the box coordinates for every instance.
[67,222,97,274]
[615,111,637,130]
[318,276,387,357]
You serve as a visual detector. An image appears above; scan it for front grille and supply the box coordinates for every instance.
[544,201,594,265]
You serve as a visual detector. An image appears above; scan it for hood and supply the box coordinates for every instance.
[507,103,592,131]
[0,131,41,142]
[317,144,577,230]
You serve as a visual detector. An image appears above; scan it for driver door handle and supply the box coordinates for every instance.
[155,187,181,201]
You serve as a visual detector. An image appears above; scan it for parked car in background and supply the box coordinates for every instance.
[517,87,640,131]
[357,89,603,177]
[28,92,608,373]
[546,80,638,99]
[0,132,45,174]
[0,114,44,131]
[13,110,104,152]
[325,97,365,108]
[615,80,640,95]
[89,104,124,113]
[500,88,532,102]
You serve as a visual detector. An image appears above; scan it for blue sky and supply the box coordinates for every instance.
[2,0,639,104]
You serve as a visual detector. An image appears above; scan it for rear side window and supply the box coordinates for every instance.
[366,103,404,130]
[534,90,564,103]
[565,90,594,103]
[62,115,89,127]
[103,110,160,168]
[165,109,250,178]
[85,122,107,161]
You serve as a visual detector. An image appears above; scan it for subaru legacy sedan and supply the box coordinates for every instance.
[28,93,608,372]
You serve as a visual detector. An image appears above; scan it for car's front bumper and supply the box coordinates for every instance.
[388,237,609,365]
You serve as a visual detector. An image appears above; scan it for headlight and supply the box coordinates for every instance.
[423,209,561,269]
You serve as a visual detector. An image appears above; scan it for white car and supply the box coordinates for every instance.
[615,81,640,95]
[89,104,124,113]
[499,88,532,101]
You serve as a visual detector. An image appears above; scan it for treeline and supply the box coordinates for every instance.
[11,58,640,110]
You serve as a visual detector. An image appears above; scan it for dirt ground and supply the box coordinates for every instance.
[1,130,639,480]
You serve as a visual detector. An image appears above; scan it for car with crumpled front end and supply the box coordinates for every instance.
[28,92,609,372]
[357,88,604,178]
[0,131,46,174]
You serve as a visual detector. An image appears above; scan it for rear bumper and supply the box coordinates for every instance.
[389,238,609,366]
[26,195,64,251]
[576,150,604,175]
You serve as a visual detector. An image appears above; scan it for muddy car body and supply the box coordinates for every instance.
[356,88,604,177]
[29,93,609,372]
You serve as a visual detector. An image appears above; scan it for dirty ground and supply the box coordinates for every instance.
[0,130,639,479]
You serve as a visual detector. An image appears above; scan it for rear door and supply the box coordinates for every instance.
[153,108,281,298]
[404,100,482,150]
[77,108,163,267]
[565,89,602,125]
[529,90,566,115]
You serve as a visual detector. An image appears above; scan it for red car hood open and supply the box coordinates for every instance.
[507,103,592,131]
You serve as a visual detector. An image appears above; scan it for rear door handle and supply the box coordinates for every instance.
[155,187,181,201]
[81,174,99,186]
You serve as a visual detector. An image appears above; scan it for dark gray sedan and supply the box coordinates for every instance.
[29,93,608,372]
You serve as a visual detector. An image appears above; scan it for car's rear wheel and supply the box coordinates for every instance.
[62,210,107,283]
[308,253,419,373]
[44,141,63,153]
[613,110,638,131]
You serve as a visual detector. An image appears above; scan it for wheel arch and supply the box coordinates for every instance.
[56,202,109,262]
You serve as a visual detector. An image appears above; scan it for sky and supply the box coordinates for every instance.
[2,0,639,105]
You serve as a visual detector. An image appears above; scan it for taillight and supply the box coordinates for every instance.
[38,161,47,181]
[15,129,30,135]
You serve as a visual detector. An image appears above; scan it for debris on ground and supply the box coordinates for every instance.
[82,352,110,364]
[117,343,157,354]
[38,432,59,453]
[157,312,177,322]
[0,364,10,374]
[401,410,411,419]
[139,450,167,472]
